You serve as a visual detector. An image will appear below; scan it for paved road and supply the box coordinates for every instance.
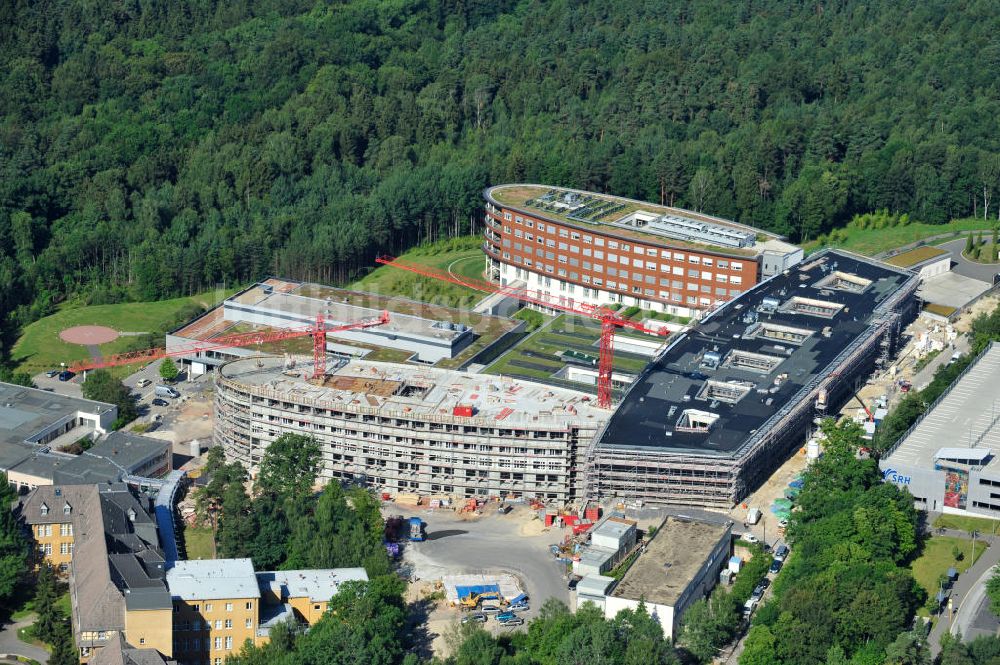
[936,238,1000,283]
[402,507,569,614]
[927,533,1000,655]
[0,616,49,663]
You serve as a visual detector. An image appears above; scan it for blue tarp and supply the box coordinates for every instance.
[456,584,501,600]
[788,479,805,489]
[510,593,528,606]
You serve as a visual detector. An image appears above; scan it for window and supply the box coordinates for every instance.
[63,503,71,515]
[214,637,222,650]
[42,543,52,555]
[688,269,699,278]
[193,604,200,612]
[608,240,619,249]
[206,603,213,612]
[703,258,713,266]
[689,256,700,264]
[732,262,743,271]
[674,253,685,261]
[245,618,252,628]
[622,244,631,252]
[583,235,593,244]
[515,216,523,224]
[717,260,729,268]
[215,620,222,629]
[60,543,68,555]
[660,264,670,272]
[558,242,568,250]
[632,258,643,268]
[559,229,568,238]
[225,620,232,629]
[619,255,629,265]
[646,248,657,257]
[646,261,656,270]
[40,504,48,516]
[215,659,223,665]
[731,276,742,285]
[595,237,605,246]
[503,212,512,221]
[314,604,322,610]
[225,637,233,650]
[245,602,253,610]
[702,271,712,280]
[717,274,728,283]
[526,220,534,228]
[225,603,233,612]
[672,266,683,276]
[139,638,145,645]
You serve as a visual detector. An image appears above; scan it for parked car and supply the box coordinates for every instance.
[751,585,765,601]
[740,533,759,544]
[758,578,770,590]
[774,544,790,562]
[481,606,502,614]
[136,378,152,388]
[503,617,525,627]
[743,598,758,620]
[45,370,60,378]
[462,613,487,624]
[512,604,530,613]
[769,559,783,574]
[567,578,580,590]
[58,370,75,382]
[152,398,169,407]
[498,504,512,514]
[497,612,517,623]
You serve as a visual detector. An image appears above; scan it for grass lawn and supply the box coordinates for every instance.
[55,591,71,617]
[350,236,486,307]
[182,525,216,560]
[12,289,232,375]
[933,514,1000,535]
[483,314,657,392]
[911,535,987,616]
[802,218,991,256]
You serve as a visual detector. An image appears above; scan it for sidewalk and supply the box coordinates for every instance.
[0,615,50,663]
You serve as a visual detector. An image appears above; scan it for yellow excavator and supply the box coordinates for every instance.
[459,591,508,609]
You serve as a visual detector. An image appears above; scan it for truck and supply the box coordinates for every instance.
[746,507,762,525]
[155,385,180,399]
[409,517,424,542]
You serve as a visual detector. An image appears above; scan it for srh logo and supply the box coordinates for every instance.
[882,467,912,485]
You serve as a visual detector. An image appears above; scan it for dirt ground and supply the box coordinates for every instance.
[727,448,809,536]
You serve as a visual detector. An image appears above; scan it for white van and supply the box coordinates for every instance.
[743,598,758,619]
[746,508,762,525]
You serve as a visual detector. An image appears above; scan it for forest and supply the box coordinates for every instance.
[2,0,1000,359]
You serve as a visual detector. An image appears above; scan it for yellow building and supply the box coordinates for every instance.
[18,486,85,572]
[256,568,368,626]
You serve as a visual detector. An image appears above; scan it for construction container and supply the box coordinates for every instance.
[544,513,556,527]
[562,515,580,526]
[584,505,601,522]
[452,404,475,417]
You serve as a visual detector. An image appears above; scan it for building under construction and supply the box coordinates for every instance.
[215,356,605,502]
[582,249,919,508]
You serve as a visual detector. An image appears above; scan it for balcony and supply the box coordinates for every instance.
[482,242,500,258]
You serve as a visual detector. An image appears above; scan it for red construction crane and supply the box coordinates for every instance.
[374,255,669,408]
[69,311,390,379]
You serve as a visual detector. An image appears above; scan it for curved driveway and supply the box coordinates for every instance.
[935,238,1000,282]
[0,617,50,663]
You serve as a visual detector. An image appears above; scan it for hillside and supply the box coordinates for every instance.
[2,0,999,358]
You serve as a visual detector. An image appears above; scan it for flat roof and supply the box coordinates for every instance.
[598,250,915,456]
[219,356,608,428]
[885,342,1000,471]
[886,245,949,268]
[167,558,261,601]
[0,382,114,448]
[486,184,798,258]
[593,519,634,540]
[257,568,368,603]
[610,516,730,606]
[576,574,615,597]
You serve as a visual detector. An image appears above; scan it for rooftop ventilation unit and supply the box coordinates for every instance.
[744,322,814,345]
[614,211,755,248]
[722,349,785,374]
[696,380,754,405]
[814,271,873,294]
[780,296,845,319]
[675,409,720,433]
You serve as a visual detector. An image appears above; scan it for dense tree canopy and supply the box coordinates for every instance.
[2,0,1000,360]
[740,420,923,664]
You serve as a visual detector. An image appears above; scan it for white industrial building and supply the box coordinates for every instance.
[603,516,732,640]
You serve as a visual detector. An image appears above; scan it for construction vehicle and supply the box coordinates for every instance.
[459,591,508,609]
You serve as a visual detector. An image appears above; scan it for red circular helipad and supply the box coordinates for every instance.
[59,325,119,345]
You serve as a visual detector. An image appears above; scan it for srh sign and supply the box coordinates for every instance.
[882,467,912,486]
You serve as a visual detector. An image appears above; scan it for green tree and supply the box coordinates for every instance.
[80,369,136,428]
[966,232,975,254]
[216,479,255,558]
[255,434,320,501]
[159,358,179,383]
[986,569,1000,617]
[739,625,777,665]
[0,473,27,603]
[32,564,61,644]
[48,624,78,665]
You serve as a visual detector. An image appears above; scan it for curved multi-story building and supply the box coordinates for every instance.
[215,356,607,502]
[483,184,803,317]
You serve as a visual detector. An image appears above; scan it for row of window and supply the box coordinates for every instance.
[175,602,253,613]
[174,636,235,651]
[175,618,252,630]
[34,523,73,537]
[498,211,745,269]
